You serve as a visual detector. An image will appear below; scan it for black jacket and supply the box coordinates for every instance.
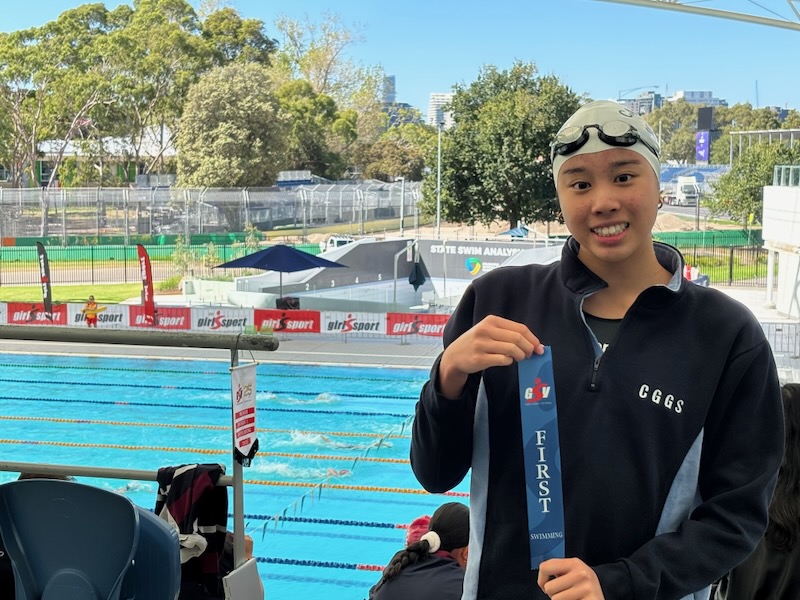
[411,239,784,600]
[368,555,464,600]
[715,538,800,600]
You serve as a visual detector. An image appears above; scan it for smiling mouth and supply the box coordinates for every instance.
[592,223,629,237]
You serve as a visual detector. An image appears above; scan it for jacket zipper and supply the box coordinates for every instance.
[590,357,601,391]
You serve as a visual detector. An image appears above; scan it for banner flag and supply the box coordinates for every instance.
[518,347,565,568]
[35,242,53,321]
[136,244,157,326]
[231,363,258,466]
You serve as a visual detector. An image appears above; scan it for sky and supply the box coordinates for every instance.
[3,0,799,115]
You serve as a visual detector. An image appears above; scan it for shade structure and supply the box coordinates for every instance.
[214,244,348,298]
[499,226,529,238]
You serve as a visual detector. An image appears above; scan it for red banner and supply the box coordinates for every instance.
[8,302,67,325]
[35,242,53,320]
[128,306,190,330]
[136,244,157,326]
[386,313,449,337]
[254,309,320,334]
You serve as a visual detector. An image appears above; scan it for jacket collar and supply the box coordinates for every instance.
[559,236,685,305]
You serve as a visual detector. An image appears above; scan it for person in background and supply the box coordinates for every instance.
[368,502,468,600]
[714,383,800,599]
[81,295,106,327]
[411,100,784,599]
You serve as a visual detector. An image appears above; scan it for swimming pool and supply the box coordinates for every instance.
[0,352,470,599]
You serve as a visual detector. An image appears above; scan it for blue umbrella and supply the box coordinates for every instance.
[214,244,347,297]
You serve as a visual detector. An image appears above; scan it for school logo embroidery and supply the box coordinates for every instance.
[465,257,482,276]
[525,377,551,403]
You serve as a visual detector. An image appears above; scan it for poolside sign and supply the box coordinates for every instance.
[231,363,258,465]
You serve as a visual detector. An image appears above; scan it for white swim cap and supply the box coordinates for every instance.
[551,100,660,184]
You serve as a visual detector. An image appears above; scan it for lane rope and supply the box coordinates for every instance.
[0,415,409,439]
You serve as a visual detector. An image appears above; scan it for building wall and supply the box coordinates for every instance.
[763,185,800,317]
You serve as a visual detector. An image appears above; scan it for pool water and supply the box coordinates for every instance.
[0,353,470,599]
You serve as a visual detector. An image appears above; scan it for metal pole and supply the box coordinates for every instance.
[436,123,442,238]
[231,348,245,569]
[399,177,405,237]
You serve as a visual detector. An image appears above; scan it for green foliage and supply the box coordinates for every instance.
[244,222,262,252]
[202,241,220,268]
[171,234,195,275]
[709,142,800,224]
[644,100,697,164]
[420,62,579,229]
[177,62,287,187]
[363,123,433,181]
[156,274,183,291]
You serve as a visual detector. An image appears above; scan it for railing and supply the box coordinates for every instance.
[0,325,279,568]
[774,165,800,187]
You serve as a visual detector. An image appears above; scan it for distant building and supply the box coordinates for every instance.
[382,76,397,104]
[619,91,663,115]
[427,92,455,129]
[667,90,728,107]
[764,106,792,122]
[383,102,422,127]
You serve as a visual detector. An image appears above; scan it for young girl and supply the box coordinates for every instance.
[411,100,784,600]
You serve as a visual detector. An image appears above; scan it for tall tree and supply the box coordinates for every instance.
[275,80,351,180]
[201,7,276,66]
[419,62,579,229]
[363,122,434,182]
[643,100,697,164]
[709,142,800,224]
[176,62,286,189]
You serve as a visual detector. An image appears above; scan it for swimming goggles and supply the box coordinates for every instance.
[550,120,660,161]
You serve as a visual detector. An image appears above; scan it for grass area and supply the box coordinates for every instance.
[0,283,144,304]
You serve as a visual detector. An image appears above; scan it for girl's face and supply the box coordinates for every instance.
[556,147,661,277]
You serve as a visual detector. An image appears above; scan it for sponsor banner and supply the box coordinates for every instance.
[35,242,53,319]
[192,307,253,332]
[254,309,320,334]
[68,303,129,328]
[136,244,156,326]
[386,313,448,337]
[231,363,258,459]
[128,305,190,330]
[7,302,68,325]
[321,311,386,335]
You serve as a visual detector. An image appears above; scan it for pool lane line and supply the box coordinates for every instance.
[0,395,412,418]
[0,377,418,400]
[243,480,469,497]
[0,416,410,439]
[0,439,409,463]
[0,362,425,383]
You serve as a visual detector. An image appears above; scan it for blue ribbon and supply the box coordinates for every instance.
[518,347,565,569]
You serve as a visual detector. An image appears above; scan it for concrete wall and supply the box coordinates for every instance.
[763,185,800,318]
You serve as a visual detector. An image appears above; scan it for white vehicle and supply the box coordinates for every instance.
[319,234,355,252]
[663,176,701,207]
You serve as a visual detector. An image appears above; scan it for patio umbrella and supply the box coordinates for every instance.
[214,244,348,298]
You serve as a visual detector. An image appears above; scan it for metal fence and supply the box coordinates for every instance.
[0,242,769,289]
[0,182,423,242]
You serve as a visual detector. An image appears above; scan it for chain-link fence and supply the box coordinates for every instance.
[0,181,422,242]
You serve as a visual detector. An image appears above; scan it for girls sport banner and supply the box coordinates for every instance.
[136,244,157,326]
[35,242,53,320]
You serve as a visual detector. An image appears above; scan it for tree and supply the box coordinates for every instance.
[201,7,276,66]
[708,142,800,224]
[363,122,434,182]
[176,62,286,188]
[643,100,697,164]
[275,79,350,180]
[418,62,580,229]
[269,13,386,177]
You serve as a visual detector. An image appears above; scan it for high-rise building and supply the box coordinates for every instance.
[619,91,662,115]
[427,93,454,129]
[382,76,397,105]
